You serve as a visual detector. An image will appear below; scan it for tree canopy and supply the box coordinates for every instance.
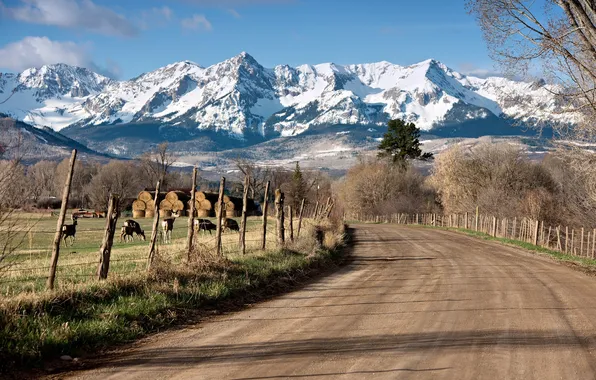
[378,119,433,167]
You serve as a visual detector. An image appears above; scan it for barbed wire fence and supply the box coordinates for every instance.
[0,157,328,296]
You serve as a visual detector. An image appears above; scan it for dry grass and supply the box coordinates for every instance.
[0,213,348,374]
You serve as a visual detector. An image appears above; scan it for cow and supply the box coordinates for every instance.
[62,216,78,246]
[161,218,175,243]
[223,218,240,233]
[121,219,145,242]
[194,218,216,234]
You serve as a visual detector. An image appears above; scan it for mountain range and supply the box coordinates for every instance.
[0,52,572,157]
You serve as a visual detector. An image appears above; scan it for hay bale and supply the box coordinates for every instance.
[145,210,155,218]
[132,200,146,211]
[172,200,185,211]
[225,200,235,211]
[146,200,155,211]
[197,209,210,218]
[195,191,206,202]
[133,210,146,218]
[165,191,182,203]
[160,199,173,211]
[159,209,172,218]
[199,199,212,210]
[138,191,153,202]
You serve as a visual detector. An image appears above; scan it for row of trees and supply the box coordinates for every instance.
[339,118,596,228]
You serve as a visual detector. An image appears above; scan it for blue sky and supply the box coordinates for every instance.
[0,0,497,79]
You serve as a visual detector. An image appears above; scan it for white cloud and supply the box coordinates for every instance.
[459,63,502,78]
[227,8,241,18]
[181,14,212,31]
[137,6,173,29]
[179,0,292,5]
[2,0,138,37]
[0,36,120,78]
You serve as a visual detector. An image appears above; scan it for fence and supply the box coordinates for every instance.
[353,212,596,259]
[0,154,334,296]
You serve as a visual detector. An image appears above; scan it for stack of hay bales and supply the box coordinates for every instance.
[160,191,189,217]
[132,191,154,218]
[189,191,217,218]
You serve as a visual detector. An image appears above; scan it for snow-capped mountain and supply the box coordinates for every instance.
[0,52,573,155]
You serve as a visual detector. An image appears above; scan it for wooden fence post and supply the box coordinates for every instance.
[288,205,294,242]
[297,198,305,238]
[147,181,161,270]
[533,220,540,246]
[239,175,249,254]
[580,228,585,256]
[215,177,226,257]
[47,149,77,290]
[275,189,285,246]
[261,181,270,250]
[475,207,479,231]
[565,226,569,253]
[97,194,119,280]
[186,167,197,260]
[492,216,497,237]
[313,201,319,219]
[592,229,596,259]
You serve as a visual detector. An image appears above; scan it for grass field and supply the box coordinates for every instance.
[0,211,283,296]
[0,211,345,373]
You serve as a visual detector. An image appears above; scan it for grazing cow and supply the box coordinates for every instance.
[121,219,145,242]
[161,218,175,243]
[62,217,78,246]
[194,218,216,234]
[223,218,240,233]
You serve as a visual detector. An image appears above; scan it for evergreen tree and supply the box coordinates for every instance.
[290,161,306,209]
[378,119,433,167]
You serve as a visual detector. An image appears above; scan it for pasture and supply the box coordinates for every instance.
[0,211,278,296]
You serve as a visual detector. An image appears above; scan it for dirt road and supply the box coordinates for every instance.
[64,224,596,379]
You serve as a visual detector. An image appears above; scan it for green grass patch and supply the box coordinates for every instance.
[0,223,347,374]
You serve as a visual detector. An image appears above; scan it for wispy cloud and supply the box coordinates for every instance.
[181,14,212,31]
[227,8,241,18]
[1,0,138,37]
[137,6,173,30]
[0,36,120,78]
[178,0,293,5]
[459,63,501,78]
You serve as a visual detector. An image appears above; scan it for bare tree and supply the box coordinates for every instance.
[140,142,177,189]
[86,161,141,212]
[233,158,271,200]
[28,160,57,202]
[467,0,596,141]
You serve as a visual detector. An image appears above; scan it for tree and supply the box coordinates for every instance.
[86,161,141,212]
[140,142,177,189]
[28,160,57,202]
[378,119,433,167]
[467,0,596,142]
[289,162,306,209]
[233,158,271,200]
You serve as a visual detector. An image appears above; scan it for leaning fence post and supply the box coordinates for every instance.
[275,189,285,246]
[261,181,270,251]
[97,194,119,280]
[47,149,77,290]
[533,220,539,246]
[296,198,305,238]
[215,177,226,257]
[186,167,198,260]
[147,181,161,270]
[288,205,294,242]
[239,175,249,254]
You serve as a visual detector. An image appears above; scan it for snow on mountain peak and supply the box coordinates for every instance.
[0,53,574,138]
